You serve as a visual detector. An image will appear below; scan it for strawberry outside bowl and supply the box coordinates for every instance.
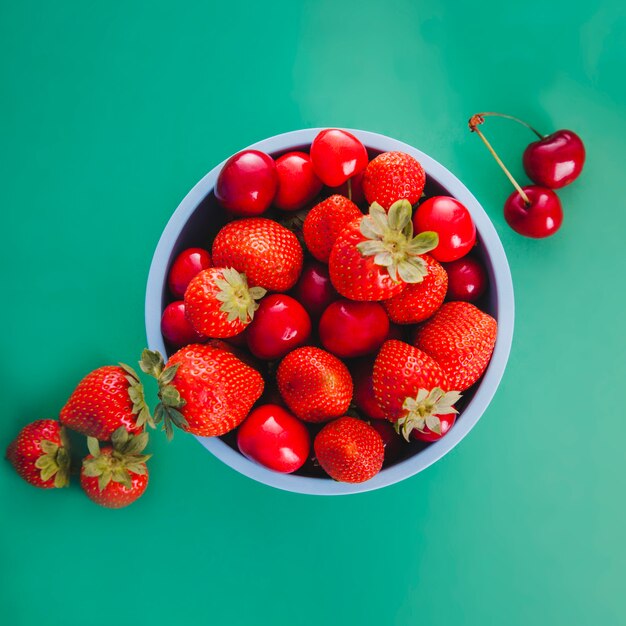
[145,128,515,496]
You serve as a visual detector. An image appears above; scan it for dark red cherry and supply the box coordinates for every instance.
[503,186,563,238]
[443,256,487,302]
[290,261,339,320]
[161,301,206,347]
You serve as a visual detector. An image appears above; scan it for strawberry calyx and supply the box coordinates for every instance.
[357,200,438,283]
[140,349,188,440]
[118,362,155,430]
[215,267,267,324]
[34,427,71,488]
[394,387,462,441]
[83,427,151,492]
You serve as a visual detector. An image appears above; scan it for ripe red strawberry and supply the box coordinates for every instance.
[60,364,153,440]
[362,151,426,209]
[383,254,448,323]
[328,200,438,301]
[140,346,264,439]
[276,346,352,423]
[314,417,384,483]
[302,194,362,262]
[81,427,150,508]
[212,218,303,292]
[6,419,70,488]
[413,301,497,391]
[184,267,266,338]
[373,340,461,440]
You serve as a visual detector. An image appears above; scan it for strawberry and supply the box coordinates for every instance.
[302,194,362,262]
[212,218,303,292]
[6,419,70,488]
[373,340,461,440]
[383,254,448,324]
[328,200,438,301]
[60,364,153,440]
[276,346,352,423]
[413,301,497,391]
[140,346,264,439]
[314,417,384,483]
[184,267,266,338]
[362,151,426,210]
[81,427,150,508]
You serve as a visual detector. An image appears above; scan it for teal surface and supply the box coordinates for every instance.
[1,1,625,625]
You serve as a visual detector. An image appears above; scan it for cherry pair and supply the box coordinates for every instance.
[469,112,585,238]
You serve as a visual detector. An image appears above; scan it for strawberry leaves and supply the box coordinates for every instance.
[119,362,155,430]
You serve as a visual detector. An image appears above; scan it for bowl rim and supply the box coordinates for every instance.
[145,128,515,496]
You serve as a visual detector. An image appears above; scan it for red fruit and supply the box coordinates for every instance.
[414,301,497,391]
[332,170,366,205]
[215,150,278,216]
[363,151,426,209]
[6,420,70,488]
[142,345,264,439]
[290,260,339,320]
[80,428,150,508]
[523,129,585,189]
[303,194,362,263]
[373,340,461,440]
[60,364,152,440]
[443,256,487,302]
[383,254,447,324]
[413,196,476,262]
[274,151,323,211]
[237,404,310,473]
[310,129,368,187]
[503,186,563,238]
[329,201,438,301]
[314,417,384,483]
[161,301,206,347]
[184,268,266,338]
[370,419,406,465]
[351,358,386,420]
[168,247,212,299]
[276,346,352,423]
[212,218,304,292]
[411,412,456,443]
[319,299,389,358]
[246,294,312,360]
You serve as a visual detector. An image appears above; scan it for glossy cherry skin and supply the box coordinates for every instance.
[161,301,206,347]
[411,412,456,442]
[215,150,278,216]
[504,186,563,238]
[310,129,369,187]
[443,256,487,302]
[290,261,339,320]
[237,404,311,473]
[319,299,389,358]
[370,420,406,465]
[274,151,323,211]
[246,294,312,360]
[168,247,212,299]
[413,196,476,262]
[523,130,585,189]
[351,358,386,419]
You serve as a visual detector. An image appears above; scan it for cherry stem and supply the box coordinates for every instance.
[347,177,353,202]
[468,116,530,205]
[471,111,544,139]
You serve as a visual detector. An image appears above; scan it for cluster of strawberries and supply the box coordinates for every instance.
[6,128,499,499]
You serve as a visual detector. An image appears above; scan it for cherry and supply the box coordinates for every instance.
[523,130,585,189]
[246,294,312,360]
[351,358,386,420]
[411,412,456,443]
[274,151,323,211]
[237,404,310,473]
[413,197,476,262]
[370,420,406,465]
[310,129,368,187]
[290,261,339,320]
[332,170,366,205]
[443,256,487,302]
[319,299,389,358]
[168,247,212,299]
[215,150,278,216]
[504,185,563,238]
[161,301,206,347]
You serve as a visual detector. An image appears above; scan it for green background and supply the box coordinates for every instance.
[1,1,625,624]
